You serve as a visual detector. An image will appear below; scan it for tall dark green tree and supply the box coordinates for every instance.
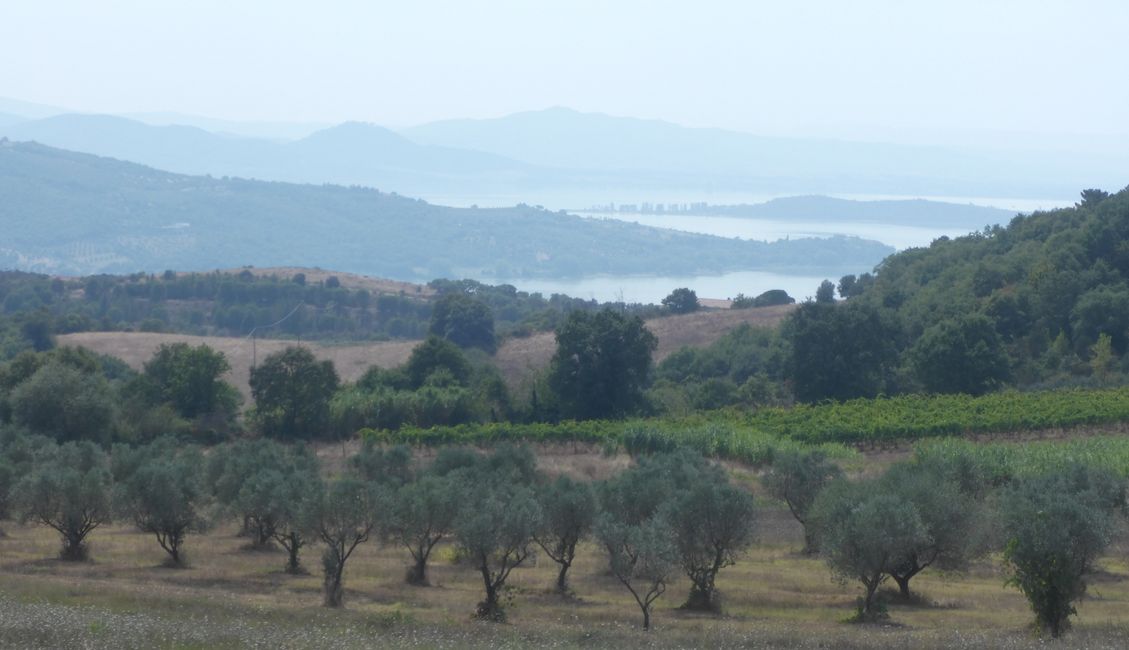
[429,293,496,352]
[548,309,657,420]
[661,288,700,314]
[815,279,837,303]
[142,343,240,420]
[785,301,897,403]
[250,347,339,440]
[404,336,472,389]
[909,313,1009,395]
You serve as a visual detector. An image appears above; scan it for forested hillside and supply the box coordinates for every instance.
[788,187,1129,399]
[642,187,1129,408]
[0,140,893,278]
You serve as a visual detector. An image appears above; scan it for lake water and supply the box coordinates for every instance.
[478,211,969,304]
[478,269,832,305]
[447,191,1073,305]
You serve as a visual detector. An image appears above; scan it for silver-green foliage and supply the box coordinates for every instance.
[307,477,379,608]
[114,448,210,566]
[13,441,112,561]
[453,483,542,621]
[811,482,931,620]
[1001,466,1123,637]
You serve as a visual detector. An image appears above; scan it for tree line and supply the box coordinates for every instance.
[1,430,1121,637]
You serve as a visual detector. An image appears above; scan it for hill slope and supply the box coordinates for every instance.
[58,303,795,395]
[701,195,1017,229]
[0,114,532,193]
[0,140,893,278]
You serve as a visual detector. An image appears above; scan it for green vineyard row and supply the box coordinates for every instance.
[360,386,1129,463]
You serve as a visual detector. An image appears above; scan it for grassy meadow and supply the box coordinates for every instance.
[4,444,1129,649]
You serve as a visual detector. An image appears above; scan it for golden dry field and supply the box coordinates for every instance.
[3,444,1129,649]
[57,303,796,397]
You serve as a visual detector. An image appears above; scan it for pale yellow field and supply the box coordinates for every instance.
[57,303,796,397]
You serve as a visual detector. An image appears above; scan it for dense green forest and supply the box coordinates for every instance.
[659,187,1129,406]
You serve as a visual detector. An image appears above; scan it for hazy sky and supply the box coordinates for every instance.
[5,0,1128,138]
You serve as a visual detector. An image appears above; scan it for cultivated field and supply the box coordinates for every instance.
[2,443,1129,649]
[57,304,796,397]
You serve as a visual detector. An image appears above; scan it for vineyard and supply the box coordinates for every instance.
[915,435,1129,484]
[363,386,1129,462]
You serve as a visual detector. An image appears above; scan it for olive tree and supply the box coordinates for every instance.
[453,483,542,621]
[308,477,379,607]
[662,478,757,612]
[270,468,323,574]
[13,441,112,561]
[349,441,414,487]
[762,450,842,553]
[1001,466,1123,637]
[595,513,679,631]
[208,439,301,547]
[879,462,988,599]
[595,451,708,629]
[811,483,930,621]
[115,450,211,566]
[534,475,597,594]
[236,461,323,573]
[383,474,462,585]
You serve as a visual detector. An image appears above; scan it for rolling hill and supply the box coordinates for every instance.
[57,301,796,396]
[0,140,893,279]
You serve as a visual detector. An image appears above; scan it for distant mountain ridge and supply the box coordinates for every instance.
[3,105,1120,200]
[0,140,894,279]
[0,114,533,194]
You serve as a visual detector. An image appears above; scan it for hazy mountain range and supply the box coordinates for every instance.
[2,97,1123,201]
[0,140,894,279]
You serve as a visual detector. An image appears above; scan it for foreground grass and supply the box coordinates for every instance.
[4,507,1129,649]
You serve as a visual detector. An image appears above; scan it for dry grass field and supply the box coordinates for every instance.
[56,332,420,402]
[57,304,796,397]
[207,267,436,298]
[3,444,1129,649]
